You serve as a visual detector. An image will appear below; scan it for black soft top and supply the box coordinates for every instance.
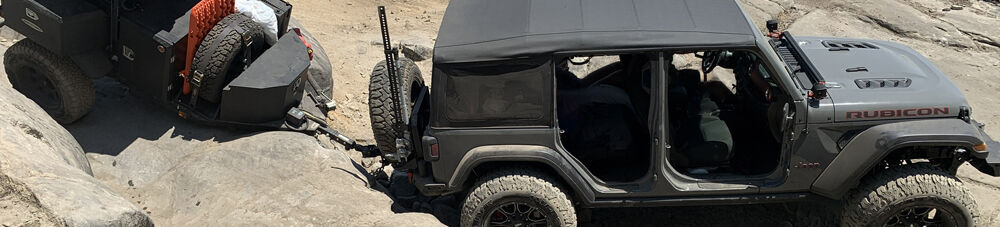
[433,0,757,64]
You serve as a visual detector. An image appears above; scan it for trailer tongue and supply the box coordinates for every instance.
[284,107,380,157]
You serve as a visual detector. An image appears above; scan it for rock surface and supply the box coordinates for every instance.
[400,42,434,62]
[0,57,152,226]
[87,132,444,226]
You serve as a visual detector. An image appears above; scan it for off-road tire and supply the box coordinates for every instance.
[368,58,424,155]
[461,169,576,227]
[191,13,267,103]
[4,40,94,124]
[842,163,981,227]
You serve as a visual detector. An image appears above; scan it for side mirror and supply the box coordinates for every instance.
[810,82,829,99]
[766,20,782,38]
[766,20,779,33]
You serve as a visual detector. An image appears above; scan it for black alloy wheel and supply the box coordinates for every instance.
[486,197,551,227]
[878,198,963,227]
[11,66,62,112]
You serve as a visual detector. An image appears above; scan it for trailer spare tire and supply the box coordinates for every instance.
[4,40,95,124]
[191,13,268,103]
[368,58,424,156]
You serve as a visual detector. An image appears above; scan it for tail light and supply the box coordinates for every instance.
[423,136,439,161]
[430,143,440,158]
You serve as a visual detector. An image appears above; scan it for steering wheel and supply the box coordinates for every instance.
[568,56,593,65]
[701,51,724,74]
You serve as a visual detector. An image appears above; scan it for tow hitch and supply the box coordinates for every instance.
[285,107,381,158]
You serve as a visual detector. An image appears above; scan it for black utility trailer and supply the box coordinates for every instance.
[1,0,334,129]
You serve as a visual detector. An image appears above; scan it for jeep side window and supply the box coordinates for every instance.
[440,60,551,127]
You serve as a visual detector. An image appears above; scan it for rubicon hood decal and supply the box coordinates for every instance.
[846,107,950,119]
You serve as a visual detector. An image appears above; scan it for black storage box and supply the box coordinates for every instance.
[219,32,308,123]
[1,0,108,56]
[116,2,193,104]
[260,0,292,37]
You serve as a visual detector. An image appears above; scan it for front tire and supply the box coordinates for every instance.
[462,169,576,227]
[4,40,94,124]
[842,163,981,227]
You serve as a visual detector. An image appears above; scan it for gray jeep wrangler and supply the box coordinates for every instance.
[366,0,1000,226]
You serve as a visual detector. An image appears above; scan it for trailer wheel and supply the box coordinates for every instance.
[4,40,94,124]
[191,13,268,103]
[462,169,577,227]
[842,163,982,226]
[368,58,424,156]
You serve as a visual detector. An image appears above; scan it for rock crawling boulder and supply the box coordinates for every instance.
[88,131,444,226]
[0,79,152,226]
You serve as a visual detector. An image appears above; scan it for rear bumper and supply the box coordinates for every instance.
[972,121,1000,176]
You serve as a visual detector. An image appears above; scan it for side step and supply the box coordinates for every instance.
[587,193,817,208]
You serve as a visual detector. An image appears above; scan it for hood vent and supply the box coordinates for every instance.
[856,78,911,89]
[824,41,879,51]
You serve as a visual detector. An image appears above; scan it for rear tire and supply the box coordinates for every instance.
[4,40,94,124]
[368,58,424,155]
[191,13,267,103]
[842,163,981,227]
[462,169,577,227]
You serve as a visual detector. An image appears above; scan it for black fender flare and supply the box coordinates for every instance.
[448,145,594,203]
[811,119,984,198]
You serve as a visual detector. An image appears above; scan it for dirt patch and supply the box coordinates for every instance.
[14,122,43,140]
[0,174,61,227]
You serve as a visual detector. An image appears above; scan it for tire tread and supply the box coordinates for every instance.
[4,40,94,124]
[192,13,265,103]
[842,163,981,227]
[461,169,576,227]
[368,58,423,154]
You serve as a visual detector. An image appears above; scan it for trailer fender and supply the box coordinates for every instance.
[70,51,113,79]
[811,119,984,198]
